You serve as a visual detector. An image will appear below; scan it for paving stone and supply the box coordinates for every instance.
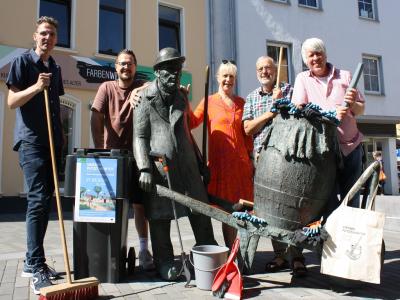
[11,287,28,300]
[14,277,29,288]
[1,200,400,299]
[0,283,13,294]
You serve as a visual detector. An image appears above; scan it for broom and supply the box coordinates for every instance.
[39,87,99,299]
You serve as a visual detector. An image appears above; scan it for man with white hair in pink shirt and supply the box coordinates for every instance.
[292,37,365,211]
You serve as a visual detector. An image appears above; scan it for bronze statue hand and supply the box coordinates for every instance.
[139,171,153,192]
[129,82,150,108]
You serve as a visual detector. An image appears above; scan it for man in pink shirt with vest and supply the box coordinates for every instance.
[292,37,365,210]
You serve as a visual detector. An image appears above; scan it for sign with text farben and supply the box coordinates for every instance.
[0,44,192,97]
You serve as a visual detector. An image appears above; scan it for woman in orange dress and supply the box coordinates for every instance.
[190,61,254,248]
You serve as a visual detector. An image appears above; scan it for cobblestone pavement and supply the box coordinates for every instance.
[0,199,399,300]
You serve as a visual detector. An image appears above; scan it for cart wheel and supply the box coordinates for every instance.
[127,247,136,275]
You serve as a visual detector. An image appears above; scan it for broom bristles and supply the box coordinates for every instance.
[39,277,99,300]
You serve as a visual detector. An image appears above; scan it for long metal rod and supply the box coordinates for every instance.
[202,65,210,185]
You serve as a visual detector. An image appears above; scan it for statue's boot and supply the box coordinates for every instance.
[158,262,179,281]
[188,213,218,246]
[149,219,179,281]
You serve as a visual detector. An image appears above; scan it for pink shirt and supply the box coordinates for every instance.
[292,64,365,156]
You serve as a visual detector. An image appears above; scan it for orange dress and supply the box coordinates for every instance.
[190,93,254,204]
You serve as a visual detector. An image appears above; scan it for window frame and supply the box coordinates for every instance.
[59,95,81,182]
[158,3,184,54]
[362,54,384,95]
[98,0,127,56]
[265,0,290,4]
[266,42,293,85]
[39,0,73,49]
[358,0,378,21]
[298,0,321,10]
[0,92,4,195]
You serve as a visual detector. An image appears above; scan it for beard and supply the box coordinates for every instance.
[118,72,133,81]
[159,76,179,93]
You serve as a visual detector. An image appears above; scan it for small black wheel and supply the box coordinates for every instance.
[127,247,136,275]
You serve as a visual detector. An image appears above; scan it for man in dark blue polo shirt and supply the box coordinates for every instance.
[6,16,63,294]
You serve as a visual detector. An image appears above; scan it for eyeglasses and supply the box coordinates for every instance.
[257,65,273,73]
[116,62,135,67]
[222,59,236,65]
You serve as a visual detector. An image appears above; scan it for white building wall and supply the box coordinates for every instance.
[235,0,399,120]
[233,0,399,194]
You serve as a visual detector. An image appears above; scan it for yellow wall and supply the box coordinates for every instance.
[0,0,207,196]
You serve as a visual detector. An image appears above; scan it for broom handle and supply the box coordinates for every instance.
[44,88,72,284]
[276,46,284,88]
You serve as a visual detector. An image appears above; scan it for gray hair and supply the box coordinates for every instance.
[255,56,275,68]
[301,38,326,65]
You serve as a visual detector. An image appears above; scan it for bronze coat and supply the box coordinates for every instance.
[133,81,208,220]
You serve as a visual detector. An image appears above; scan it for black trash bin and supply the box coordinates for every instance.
[64,148,136,283]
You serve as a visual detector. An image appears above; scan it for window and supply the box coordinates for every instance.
[362,55,382,93]
[40,0,71,48]
[159,5,181,52]
[268,0,289,3]
[0,92,4,194]
[358,0,377,20]
[59,96,81,183]
[99,0,126,56]
[298,0,319,9]
[267,43,292,84]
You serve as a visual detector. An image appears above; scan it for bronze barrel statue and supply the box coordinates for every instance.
[254,113,339,231]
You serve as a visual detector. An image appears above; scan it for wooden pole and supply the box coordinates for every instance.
[44,88,72,284]
[276,47,284,87]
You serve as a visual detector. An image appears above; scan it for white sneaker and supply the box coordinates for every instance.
[30,268,52,295]
[21,261,59,280]
[138,250,154,271]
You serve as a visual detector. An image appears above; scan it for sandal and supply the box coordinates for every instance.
[265,257,289,273]
[291,258,308,278]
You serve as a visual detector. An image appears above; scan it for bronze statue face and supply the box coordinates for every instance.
[155,62,182,93]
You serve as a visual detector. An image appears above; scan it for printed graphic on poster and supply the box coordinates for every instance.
[74,157,117,223]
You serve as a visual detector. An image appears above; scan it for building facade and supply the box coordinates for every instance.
[0,0,208,196]
[208,0,399,194]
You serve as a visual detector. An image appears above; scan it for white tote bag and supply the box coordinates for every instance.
[321,193,385,284]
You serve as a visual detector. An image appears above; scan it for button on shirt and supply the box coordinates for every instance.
[6,49,64,150]
[242,83,292,154]
[291,63,364,156]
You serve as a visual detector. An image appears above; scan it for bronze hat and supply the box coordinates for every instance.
[154,47,185,69]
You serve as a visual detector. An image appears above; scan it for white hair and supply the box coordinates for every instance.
[301,38,327,65]
[255,56,275,68]
[216,61,237,81]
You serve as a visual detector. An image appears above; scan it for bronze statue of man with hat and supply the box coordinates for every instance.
[133,47,217,280]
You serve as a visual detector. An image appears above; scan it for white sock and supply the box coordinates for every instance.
[139,238,148,252]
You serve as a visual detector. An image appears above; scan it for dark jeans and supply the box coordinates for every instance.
[18,141,59,272]
[326,144,363,216]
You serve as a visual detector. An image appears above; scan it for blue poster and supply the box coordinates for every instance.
[74,157,117,223]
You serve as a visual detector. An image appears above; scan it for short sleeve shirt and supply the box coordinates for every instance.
[91,80,145,150]
[242,83,292,154]
[292,63,365,156]
[6,49,64,150]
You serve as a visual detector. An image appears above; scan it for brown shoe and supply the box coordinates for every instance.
[265,257,289,273]
[291,258,308,277]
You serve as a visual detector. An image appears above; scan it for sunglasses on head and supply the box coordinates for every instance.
[222,59,236,65]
